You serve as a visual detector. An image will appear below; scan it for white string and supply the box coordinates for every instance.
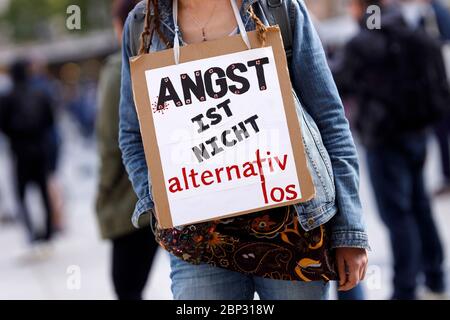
[173,0,180,64]
[172,0,252,65]
[229,0,251,50]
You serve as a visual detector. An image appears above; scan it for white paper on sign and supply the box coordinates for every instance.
[145,47,301,227]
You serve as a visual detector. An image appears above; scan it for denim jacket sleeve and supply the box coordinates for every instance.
[119,15,154,227]
[290,0,369,249]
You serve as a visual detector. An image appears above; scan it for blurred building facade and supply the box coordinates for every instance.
[305,0,347,20]
[306,0,450,20]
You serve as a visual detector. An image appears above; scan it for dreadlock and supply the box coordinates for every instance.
[139,0,171,55]
[248,4,267,47]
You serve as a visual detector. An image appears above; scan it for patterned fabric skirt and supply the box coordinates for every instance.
[155,205,338,282]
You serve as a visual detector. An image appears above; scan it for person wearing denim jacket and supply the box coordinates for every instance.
[119,0,369,300]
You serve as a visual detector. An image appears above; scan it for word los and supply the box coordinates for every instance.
[168,149,299,204]
[156,57,270,109]
[190,99,260,163]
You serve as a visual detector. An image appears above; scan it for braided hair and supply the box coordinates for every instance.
[139,0,171,54]
[248,4,268,47]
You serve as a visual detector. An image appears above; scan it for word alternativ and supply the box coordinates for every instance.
[156,57,270,109]
[190,99,260,163]
[168,150,299,204]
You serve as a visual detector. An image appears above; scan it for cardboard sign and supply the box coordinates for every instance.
[131,28,314,228]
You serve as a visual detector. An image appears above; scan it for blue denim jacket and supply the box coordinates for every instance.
[119,0,370,250]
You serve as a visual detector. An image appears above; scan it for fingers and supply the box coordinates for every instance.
[339,262,359,291]
[359,252,368,281]
[337,254,347,288]
[336,249,369,292]
[360,260,368,281]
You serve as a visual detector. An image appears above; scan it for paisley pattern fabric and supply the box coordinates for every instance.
[155,206,338,282]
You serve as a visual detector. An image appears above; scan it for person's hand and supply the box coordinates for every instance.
[336,247,368,291]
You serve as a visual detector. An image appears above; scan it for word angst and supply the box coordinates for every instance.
[157,57,270,109]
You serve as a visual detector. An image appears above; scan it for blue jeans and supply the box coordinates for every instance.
[337,284,365,300]
[170,255,330,300]
[367,134,445,299]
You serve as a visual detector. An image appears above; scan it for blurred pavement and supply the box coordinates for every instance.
[0,115,449,300]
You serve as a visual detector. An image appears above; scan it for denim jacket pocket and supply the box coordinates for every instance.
[292,91,337,231]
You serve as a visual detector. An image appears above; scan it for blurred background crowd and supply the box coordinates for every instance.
[0,0,449,300]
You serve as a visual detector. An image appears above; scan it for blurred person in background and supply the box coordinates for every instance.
[30,60,65,231]
[410,0,450,195]
[95,0,158,300]
[428,0,450,196]
[0,60,55,248]
[333,0,449,299]
[398,0,450,195]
